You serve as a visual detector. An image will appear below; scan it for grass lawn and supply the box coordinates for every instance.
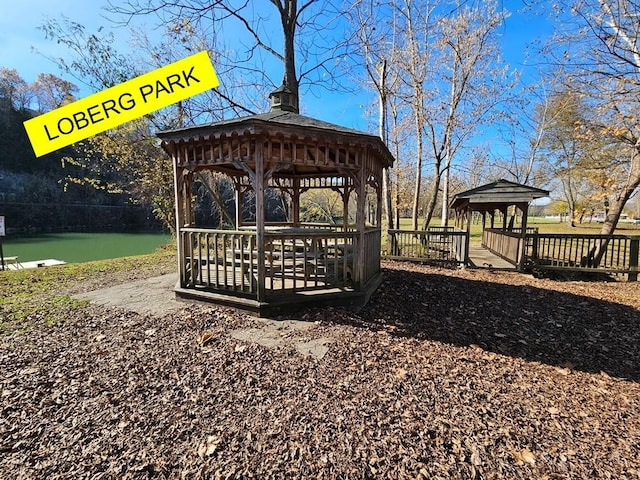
[0,247,176,333]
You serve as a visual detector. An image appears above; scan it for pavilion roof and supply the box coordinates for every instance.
[450,179,549,211]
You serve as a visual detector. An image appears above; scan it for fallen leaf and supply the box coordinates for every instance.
[197,435,221,458]
[470,448,482,466]
[513,448,536,465]
[394,368,408,380]
[199,331,215,346]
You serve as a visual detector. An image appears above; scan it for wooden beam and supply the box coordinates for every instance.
[465,206,471,264]
[518,202,529,270]
[292,177,300,226]
[173,160,186,287]
[235,186,243,229]
[355,150,368,287]
[255,138,266,303]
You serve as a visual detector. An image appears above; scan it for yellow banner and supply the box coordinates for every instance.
[24,50,219,157]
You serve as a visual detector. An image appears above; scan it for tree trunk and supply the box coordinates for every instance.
[591,149,640,265]
[377,60,394,231]
[440,57,458,227]
[279,0,299,110]
[440,161,450,226]
[411,116,423,231]
[421,170,441,230]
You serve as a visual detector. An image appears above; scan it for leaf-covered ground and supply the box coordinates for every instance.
[1,261,639,479]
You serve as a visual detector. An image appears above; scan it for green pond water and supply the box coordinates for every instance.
[1,232,173,264]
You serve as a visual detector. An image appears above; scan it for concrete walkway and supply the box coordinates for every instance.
[73,273,185,317]
[73,273,332,359]
[467,245,516,270]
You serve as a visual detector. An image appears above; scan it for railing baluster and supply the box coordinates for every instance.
[205,233,211,286]
[213,233,220,287]
[249,234,256,293]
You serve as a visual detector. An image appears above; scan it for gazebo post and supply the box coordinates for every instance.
[183,171,194,226]
[173,162,186,286]
[292,178,301,226]
[341,184,350,231]
[254,138,266,303]
[234,182,243,229]
[480,210,487,248]
[518,202,529,270]
[465,205,471,264]
[355,154,367,287]
[376,183,383,227]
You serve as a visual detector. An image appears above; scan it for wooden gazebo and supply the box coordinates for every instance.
[450,179,549,269]
[158,84,394,315]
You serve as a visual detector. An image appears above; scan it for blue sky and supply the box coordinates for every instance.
[1,0,553,132]
[2,1,113,82]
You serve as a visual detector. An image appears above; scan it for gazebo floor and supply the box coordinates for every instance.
[175,269,382,317]
[467,245,516,270]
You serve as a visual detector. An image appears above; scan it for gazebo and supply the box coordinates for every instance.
[158,83,394,315]
[450,179,549,269]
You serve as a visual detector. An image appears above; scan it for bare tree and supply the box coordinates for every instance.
[349,0,512,230]
[371,0,510,230]
[107,0,353,113]
[491,81,550,186]
[38,1,358,232]
[548,0,640,238]
[349,0,403,229]
[382,0,433,231]
[425,0,510,228]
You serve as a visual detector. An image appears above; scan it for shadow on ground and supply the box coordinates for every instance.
[332,267,640,382]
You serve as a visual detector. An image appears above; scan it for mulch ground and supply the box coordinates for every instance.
[1,261,639,479]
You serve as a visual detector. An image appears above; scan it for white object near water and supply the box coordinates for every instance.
[2,258,66,270]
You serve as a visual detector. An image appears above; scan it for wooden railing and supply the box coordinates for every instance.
[363,228,381,282]
[385,228,468,266]
[180,228,257,294]
[527,233,639,280]
[483,228,639,280]
[482,229,523,266]
[179,227,360,299]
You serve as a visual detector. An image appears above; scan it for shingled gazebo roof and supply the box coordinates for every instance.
[158,110,395,173]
